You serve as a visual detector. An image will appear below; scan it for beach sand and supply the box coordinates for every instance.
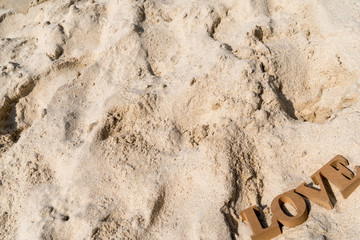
[0,0,359,239]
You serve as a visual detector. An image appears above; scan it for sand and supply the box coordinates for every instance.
[0,0,359,239]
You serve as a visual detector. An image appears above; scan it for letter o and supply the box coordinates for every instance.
[271,190,308,227]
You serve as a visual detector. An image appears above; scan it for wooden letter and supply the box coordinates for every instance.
[271,190,308,227]
[240,206,281,240]
[295,172,334,209]
[316,155,360,199]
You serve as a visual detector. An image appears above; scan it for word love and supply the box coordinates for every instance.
[240,155,360,240]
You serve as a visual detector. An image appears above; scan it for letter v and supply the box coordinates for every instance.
[295,171,334,209]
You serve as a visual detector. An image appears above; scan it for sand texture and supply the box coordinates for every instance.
[0,0,360,239]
